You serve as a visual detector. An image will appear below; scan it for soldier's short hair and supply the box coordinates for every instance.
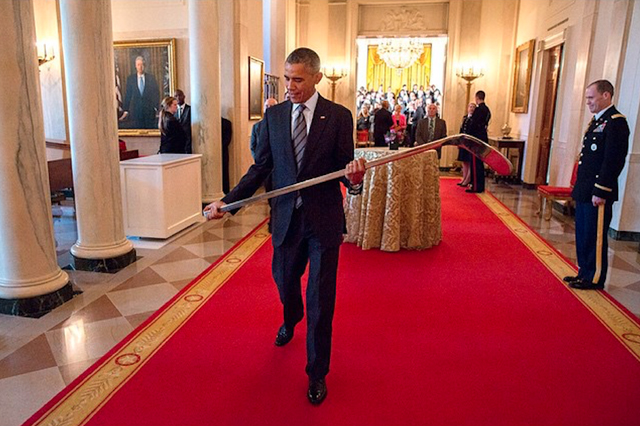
[588,79,615,98]
[286,48,321,74]
[475,90,486,101]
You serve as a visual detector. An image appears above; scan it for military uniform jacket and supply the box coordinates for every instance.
[572,106,629,202]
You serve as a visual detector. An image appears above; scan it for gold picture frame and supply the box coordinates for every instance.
[248,56,265,120]
[511,39,535,114]
[114,39,177,136]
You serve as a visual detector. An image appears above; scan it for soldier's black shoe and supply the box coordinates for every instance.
[274,324,294,346]
[563,276,580,283]
[307,378,327,405]
[569,279,604,290]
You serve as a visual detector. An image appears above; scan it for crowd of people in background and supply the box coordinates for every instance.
[356,83,442,146]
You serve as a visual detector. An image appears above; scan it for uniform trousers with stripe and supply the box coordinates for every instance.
[272,206,340,380]
[575,201,613,286]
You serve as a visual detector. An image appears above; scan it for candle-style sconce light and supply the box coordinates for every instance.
[323,66,347,102]
[456,64,484,107]
[37,42,56,67]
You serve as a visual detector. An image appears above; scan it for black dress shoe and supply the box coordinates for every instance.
[274,324,294,346]
[569,279,604,290]
[307,378,327,405]
[563,275,580,283]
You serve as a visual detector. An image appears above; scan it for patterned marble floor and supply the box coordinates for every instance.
[1,181,638,426]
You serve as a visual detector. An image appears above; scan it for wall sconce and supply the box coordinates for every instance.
[323,66,347,102]
[37,42,56,67]
[456,64,484,107]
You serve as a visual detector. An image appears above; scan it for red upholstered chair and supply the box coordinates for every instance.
[356,130,371,147]
[535,162,579,220]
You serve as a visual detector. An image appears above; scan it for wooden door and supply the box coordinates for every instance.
[535,44,563,185]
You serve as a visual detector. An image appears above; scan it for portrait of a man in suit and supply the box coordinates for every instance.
[119,55,161,129]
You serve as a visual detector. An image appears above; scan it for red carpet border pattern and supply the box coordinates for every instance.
[25,182,640,426]
[27,223,271,426]
[477,191,640,362]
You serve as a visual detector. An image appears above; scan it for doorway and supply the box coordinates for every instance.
[535,44,563,185]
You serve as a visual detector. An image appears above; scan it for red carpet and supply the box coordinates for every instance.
[27,179,640,426]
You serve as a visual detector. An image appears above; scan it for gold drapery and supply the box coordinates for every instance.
[367,44,432,93]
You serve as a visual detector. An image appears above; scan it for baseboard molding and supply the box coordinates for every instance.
[609,228,640,242]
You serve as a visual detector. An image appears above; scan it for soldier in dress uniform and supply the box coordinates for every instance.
[564,80,629,290]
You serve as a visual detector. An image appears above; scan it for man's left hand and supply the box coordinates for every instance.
[592,195,606,207]
[345,158,366,185]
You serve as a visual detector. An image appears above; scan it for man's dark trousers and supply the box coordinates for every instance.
[575,201,613,286]
[272,207,339,381]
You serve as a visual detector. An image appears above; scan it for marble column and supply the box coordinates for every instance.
[59,0,135,271]
[0,0,71,316]
[189,0,223,202]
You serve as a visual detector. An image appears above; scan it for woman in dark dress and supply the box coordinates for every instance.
[457,102,476,187]
[158,96,187,154]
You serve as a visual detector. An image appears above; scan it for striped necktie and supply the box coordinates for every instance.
[292,104,307,208]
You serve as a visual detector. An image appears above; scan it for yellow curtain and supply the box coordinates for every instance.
[366,44,431,93]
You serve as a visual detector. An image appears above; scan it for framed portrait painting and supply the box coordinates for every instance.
[114,39,177,136]
[511,39,535,114]
[248,56,264,120]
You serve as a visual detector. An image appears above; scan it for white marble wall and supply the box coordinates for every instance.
[59,0,134,260]
[0,0,68,299]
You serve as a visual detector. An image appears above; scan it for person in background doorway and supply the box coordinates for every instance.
[173,89,192,153]
[456,102,477,187]
[158,96,187,154]
[466,90,491,193]
[373,100,393,147]
[251,98,278,160]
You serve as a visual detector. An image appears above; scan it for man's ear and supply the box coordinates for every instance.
[314,72,323,85]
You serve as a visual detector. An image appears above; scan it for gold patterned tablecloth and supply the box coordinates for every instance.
[345,148,441,251]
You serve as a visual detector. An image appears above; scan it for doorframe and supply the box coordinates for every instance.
[534,42,565,185]
[523,29,568,186]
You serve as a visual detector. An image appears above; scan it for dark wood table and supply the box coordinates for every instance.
[488,137,525,183]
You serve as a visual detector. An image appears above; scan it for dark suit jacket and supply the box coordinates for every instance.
[222,94,354,248]
[471,102,491,142]
[415,116,447,145]
[178,104,192,153]
[159,115,187,153]
[250,119,264,160]
[572,106,629,202]
[123,72,160,129]
[221,117,232,194]
[373,108,393,146]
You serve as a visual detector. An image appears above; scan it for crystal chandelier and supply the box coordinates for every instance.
[377,39,424,69]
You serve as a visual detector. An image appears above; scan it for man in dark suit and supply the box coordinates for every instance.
[174,89,192,153]
[250,98,278,160]
[121,56,160,129]
[467,90,491,193]
[221,117,232,194]
[410,98,426,144]
[564,80,629,290]
[415,103,447,158]
[373,100,393,147]
[204,48,365,405]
